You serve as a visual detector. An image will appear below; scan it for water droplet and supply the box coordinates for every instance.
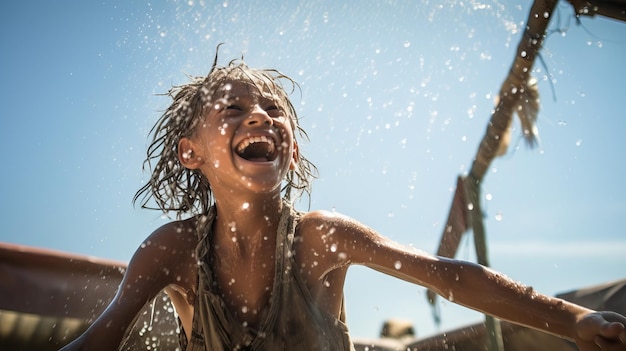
[467,203,474,211]
[495,212,503,221]
[520,51,527,58]
[330,243,337,252]
[394,261,402,270]
[242,202,250,210]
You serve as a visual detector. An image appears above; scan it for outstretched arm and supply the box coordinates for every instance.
[301,210,626,350]
[59,221,197,350]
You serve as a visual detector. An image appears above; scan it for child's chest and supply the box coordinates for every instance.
[212,249,277,328]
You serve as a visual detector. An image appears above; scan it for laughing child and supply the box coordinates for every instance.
[59,57,626,351]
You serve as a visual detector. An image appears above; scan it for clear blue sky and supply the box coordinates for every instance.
[1,0,625,339]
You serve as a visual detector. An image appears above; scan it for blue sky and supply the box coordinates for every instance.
[1,0,625,340]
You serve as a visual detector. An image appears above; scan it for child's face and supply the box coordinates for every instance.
[179,79,298,196]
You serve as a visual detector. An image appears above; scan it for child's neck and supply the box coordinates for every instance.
[212,193,284,253]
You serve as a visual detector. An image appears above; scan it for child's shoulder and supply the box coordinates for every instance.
[137,216,200,261]
[298,209,356,225]
[120,217,200,302]
[129,217,200,282]
[296,209,380,249]
[297,209,340,227]
[296,209,361,238]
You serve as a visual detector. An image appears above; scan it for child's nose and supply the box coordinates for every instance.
[245,106,273,127]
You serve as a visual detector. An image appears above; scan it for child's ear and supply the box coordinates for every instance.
[289,141,299,170]
[178,137,203,169]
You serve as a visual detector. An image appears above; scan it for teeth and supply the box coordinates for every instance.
[237,135,275,155]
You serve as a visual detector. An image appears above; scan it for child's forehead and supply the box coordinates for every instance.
[209,77,286,103]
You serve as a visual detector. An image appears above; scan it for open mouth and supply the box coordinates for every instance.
[235,136,277,162]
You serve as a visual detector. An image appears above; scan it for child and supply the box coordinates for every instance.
[60,56,626,351]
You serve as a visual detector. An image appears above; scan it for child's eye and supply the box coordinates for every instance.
[226,105,242,111]
[265,105,285,117]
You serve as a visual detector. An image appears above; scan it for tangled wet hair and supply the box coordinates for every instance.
[133,53,317,218]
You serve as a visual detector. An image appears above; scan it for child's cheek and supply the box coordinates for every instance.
[217,121,231,136]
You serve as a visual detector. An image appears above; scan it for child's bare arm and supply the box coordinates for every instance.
[301,210,626,350]
[59,221,197,350]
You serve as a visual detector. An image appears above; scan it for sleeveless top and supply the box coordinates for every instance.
[178,202,355,351]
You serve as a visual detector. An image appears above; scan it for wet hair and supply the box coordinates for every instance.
[133,52,317,218]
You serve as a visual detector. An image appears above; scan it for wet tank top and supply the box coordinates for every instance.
[179,202,355,350]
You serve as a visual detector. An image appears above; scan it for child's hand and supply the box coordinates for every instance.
[575,311,626,350]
